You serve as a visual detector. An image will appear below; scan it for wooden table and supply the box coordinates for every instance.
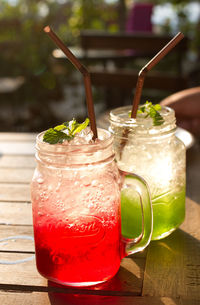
[0,132,199,305]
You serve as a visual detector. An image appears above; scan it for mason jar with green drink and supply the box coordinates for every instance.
[109,103,186,240]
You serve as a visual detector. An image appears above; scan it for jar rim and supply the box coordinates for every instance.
[109,105,176,138]
[36,128,113,155]
[109,105,176,137]
[110,105,175,126]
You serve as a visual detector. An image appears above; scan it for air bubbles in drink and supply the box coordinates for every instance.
[37,178,44,184]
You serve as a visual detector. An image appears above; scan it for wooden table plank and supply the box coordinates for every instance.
[0,133,36,156]
[0,225,34,252]
[142,197,200,300]
[0,168,34,183]
[0,132,36,141]
[0,291,189,305]
[181,199,200,240]
[0,184,30,202]
[0,291,50,305]
[0,291,199,305]
[0,252,145,296]
[46,294,200,305]
[0,142,35,155]
[0,253,43,286]
[0,155,35,168]
[0,202,32,225]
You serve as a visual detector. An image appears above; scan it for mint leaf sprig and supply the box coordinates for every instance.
[129,101,164,126]
[137,101,164,126]
[43,118,90,144]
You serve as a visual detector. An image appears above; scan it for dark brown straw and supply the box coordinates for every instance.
[44,26,98,139]
[131,32,184,118]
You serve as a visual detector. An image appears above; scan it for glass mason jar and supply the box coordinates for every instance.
[109,106,186,240]
[31,128,153,287]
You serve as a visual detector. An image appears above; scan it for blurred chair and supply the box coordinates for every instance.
[80,31,189,109]
[160,87,200,137]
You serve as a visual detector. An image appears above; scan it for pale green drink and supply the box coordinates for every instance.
[121,187,185,240]
[110,105,186,240]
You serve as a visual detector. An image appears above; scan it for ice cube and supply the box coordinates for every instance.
[68,127,94,145]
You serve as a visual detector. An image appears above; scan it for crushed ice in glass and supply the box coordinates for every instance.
[63,127,94,145]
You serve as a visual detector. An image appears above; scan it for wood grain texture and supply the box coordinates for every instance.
[0,225,34,252]
[0,292,199,305]
[0,141,35,155]
[0,292,191,305]
[142,198,200,300]
[0,184,30,202]
[0,202,32,225]
[0,291,50,305]
[0,251,145,296]
[0,253,41,286]
[0,168,34,183]
[46,294,183,305]
[181,198,200,240]
[47,294,200,305]
[0,155,35,168]
[0,132,36,141]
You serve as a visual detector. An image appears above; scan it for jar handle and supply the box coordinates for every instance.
[119,170,153,258]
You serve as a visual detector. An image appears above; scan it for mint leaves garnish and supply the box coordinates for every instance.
[43,118,90,144]
[137,101,164,126]
[129,101,164,126]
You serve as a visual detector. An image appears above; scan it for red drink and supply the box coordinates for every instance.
[31,128,152,286]
[31,135,122,286]
[33,209,121,285]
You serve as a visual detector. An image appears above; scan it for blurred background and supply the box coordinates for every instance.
[0,0,200,132]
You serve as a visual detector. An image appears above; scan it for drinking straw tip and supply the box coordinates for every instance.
[178,32,184,38]
[44,26,51,33]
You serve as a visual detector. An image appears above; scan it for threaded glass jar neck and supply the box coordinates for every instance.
[35,128,114,168]
[109,105,176,139]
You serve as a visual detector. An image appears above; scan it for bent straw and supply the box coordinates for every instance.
[131,32,184,118]
[44,26,98,140]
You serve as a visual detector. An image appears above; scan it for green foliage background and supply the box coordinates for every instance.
[0,0,199,131]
